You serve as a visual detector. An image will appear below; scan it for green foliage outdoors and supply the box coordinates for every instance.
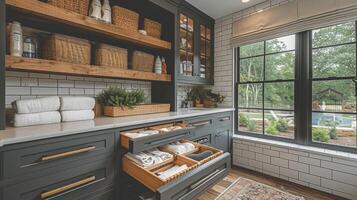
[266,121,278,135]
[239,113,249,127]
[239,22,356,111]
[265,119,289,135]
[312,128,330,142]
[247,120,256,132]
[97,87,146,108]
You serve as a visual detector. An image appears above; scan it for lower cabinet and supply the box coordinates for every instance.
[3,159,114,200]
[214,128,231,153]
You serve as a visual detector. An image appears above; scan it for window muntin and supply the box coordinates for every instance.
[238,35,296,139]
[310,22,357,148]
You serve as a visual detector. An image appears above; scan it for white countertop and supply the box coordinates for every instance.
[0,108,234,147]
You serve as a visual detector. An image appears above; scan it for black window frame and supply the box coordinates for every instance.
[235,22,357,153]
[235,34,298,143]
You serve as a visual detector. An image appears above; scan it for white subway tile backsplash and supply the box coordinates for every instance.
[280,167,298,179]
[310,166,332,179]
[280,152,299,161]
[299,156,320,166]
[21,78,38,87]
[6,86,31,95]
[75,80,94,88]
[322,178,357,196]
[58,80,75,88]
[39,79,58,87]
[255,153,270,163]
[6,77,20,86]
[271,157,288,168]
[31,87,58,95]
[321,161,357,175]
[289,161,309,173]
[299,172,320,186]
[333,171,357,187]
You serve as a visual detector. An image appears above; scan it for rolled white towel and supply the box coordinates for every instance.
[14,111,61,127]
[60,97,95,111]
[12,97,60,114]
[61,110,95,122]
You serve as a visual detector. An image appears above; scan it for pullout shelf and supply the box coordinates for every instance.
[6,0,172,50]
[6,55,172,82]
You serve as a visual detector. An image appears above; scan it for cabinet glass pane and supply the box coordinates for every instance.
[206,28,211,40]
[188,17,194,32]
[200,25,206,38]
[206,41,211,57]
[179,13,194,77]
[180,14,188,30]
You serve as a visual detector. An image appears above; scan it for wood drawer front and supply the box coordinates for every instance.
[3,131,115,179]
[121,126,195,154]
[3,160,114,200]
[157,152,231,200]
[215,113,233,128]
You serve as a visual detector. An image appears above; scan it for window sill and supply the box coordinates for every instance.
[233,134,357,161]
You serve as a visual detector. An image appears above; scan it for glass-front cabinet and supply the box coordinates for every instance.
[178,5,214,85]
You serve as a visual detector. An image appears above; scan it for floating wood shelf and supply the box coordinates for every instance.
[6,0,172,50]
[6,56,172,82]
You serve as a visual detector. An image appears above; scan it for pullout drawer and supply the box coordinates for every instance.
[3,131,115,179]
[3,159,114,200]
[120,122,195,153]
[186,117,213,137]
[122,142,231,200]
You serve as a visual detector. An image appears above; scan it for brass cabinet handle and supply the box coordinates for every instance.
[41,146,96,161]
[41,176,96,199]
[219,117,230,122]
[192,121,210,127]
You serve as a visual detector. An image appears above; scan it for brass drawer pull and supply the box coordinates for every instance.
[219,117,230,122]
[192,121,210,127]
[41,176,96,199]
[41,146,96,161]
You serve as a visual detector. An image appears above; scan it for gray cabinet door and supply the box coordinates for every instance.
[2,130,115,180]
[214,128,231,152]
[2,159,114,200]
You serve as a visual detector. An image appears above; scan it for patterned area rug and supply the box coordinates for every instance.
[215,177,305,200]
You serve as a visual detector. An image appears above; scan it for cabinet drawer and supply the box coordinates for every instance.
[192,134,212,146]
[3,159,114,200]
[120,123,195,153]
[3,131,115,179]
[186,117,213,137]
[215,113,232,128]
[123,142,231,200]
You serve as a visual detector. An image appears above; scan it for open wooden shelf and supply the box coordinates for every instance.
[6,56,172,82]
[6,0,172,50]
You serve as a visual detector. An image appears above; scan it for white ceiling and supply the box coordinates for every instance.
[186,0,266,19]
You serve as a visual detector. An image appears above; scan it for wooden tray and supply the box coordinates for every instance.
[180,140,223,165]
[122,155,198,191]
[104,104,170,117]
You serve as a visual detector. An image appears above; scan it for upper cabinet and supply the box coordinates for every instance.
[177,3,214,85]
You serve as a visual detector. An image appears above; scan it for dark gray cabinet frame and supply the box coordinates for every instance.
[0,0,5,130]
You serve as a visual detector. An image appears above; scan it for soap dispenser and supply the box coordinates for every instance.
[102,0,112,23]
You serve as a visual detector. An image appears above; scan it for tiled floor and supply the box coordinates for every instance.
[198,166,347,200]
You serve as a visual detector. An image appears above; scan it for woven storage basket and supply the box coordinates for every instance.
[41,33,91,65]
[95,44,128,69]
[144,18,162,39]
[132,51,154,72]
[47,0,89,15]
[112,6,139,32]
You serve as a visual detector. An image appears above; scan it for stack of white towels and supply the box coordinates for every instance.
[60,96,95,122]
[11,96,95,127]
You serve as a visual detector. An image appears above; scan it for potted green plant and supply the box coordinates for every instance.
[97,87,170,117]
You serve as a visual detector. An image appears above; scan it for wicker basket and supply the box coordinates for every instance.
[95,44,128,69]
[41,33,91,65]
[112,6,139,32]
[132,51,154,72]
[144,18,162,39]
[47,0,89,16]
[104,104,171,117]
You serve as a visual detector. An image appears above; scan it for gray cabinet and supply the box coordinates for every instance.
[214,128,231,152]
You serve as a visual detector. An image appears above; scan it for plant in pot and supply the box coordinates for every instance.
[187,87,205,107]
[97,87,170,117]
[186,87,225,108]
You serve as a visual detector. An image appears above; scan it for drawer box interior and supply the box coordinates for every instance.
[122,141,224,192]
[123,154,197,191]
[120,122,193,152]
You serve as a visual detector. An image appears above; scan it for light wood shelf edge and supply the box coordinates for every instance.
[5,56,172,82]
[6,0,172,50]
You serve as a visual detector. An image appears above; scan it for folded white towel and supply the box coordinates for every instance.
[14,111,61,127]
[60,97,95,111]
[12,97,60,114]
[157,164,188,180]
[61,110,95,122]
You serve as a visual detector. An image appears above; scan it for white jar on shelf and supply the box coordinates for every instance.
[102,0,112,23]
[9,21,23,57]
[89,0,102,20]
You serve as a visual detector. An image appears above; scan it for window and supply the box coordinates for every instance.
[235,21,357,152]
[237,35,296,140]
[310,22,357,148]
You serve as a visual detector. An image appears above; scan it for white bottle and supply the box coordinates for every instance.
[102,0,112,23]
[154,56,162,74]
[89,0,102,20]
[9,21,23,57]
